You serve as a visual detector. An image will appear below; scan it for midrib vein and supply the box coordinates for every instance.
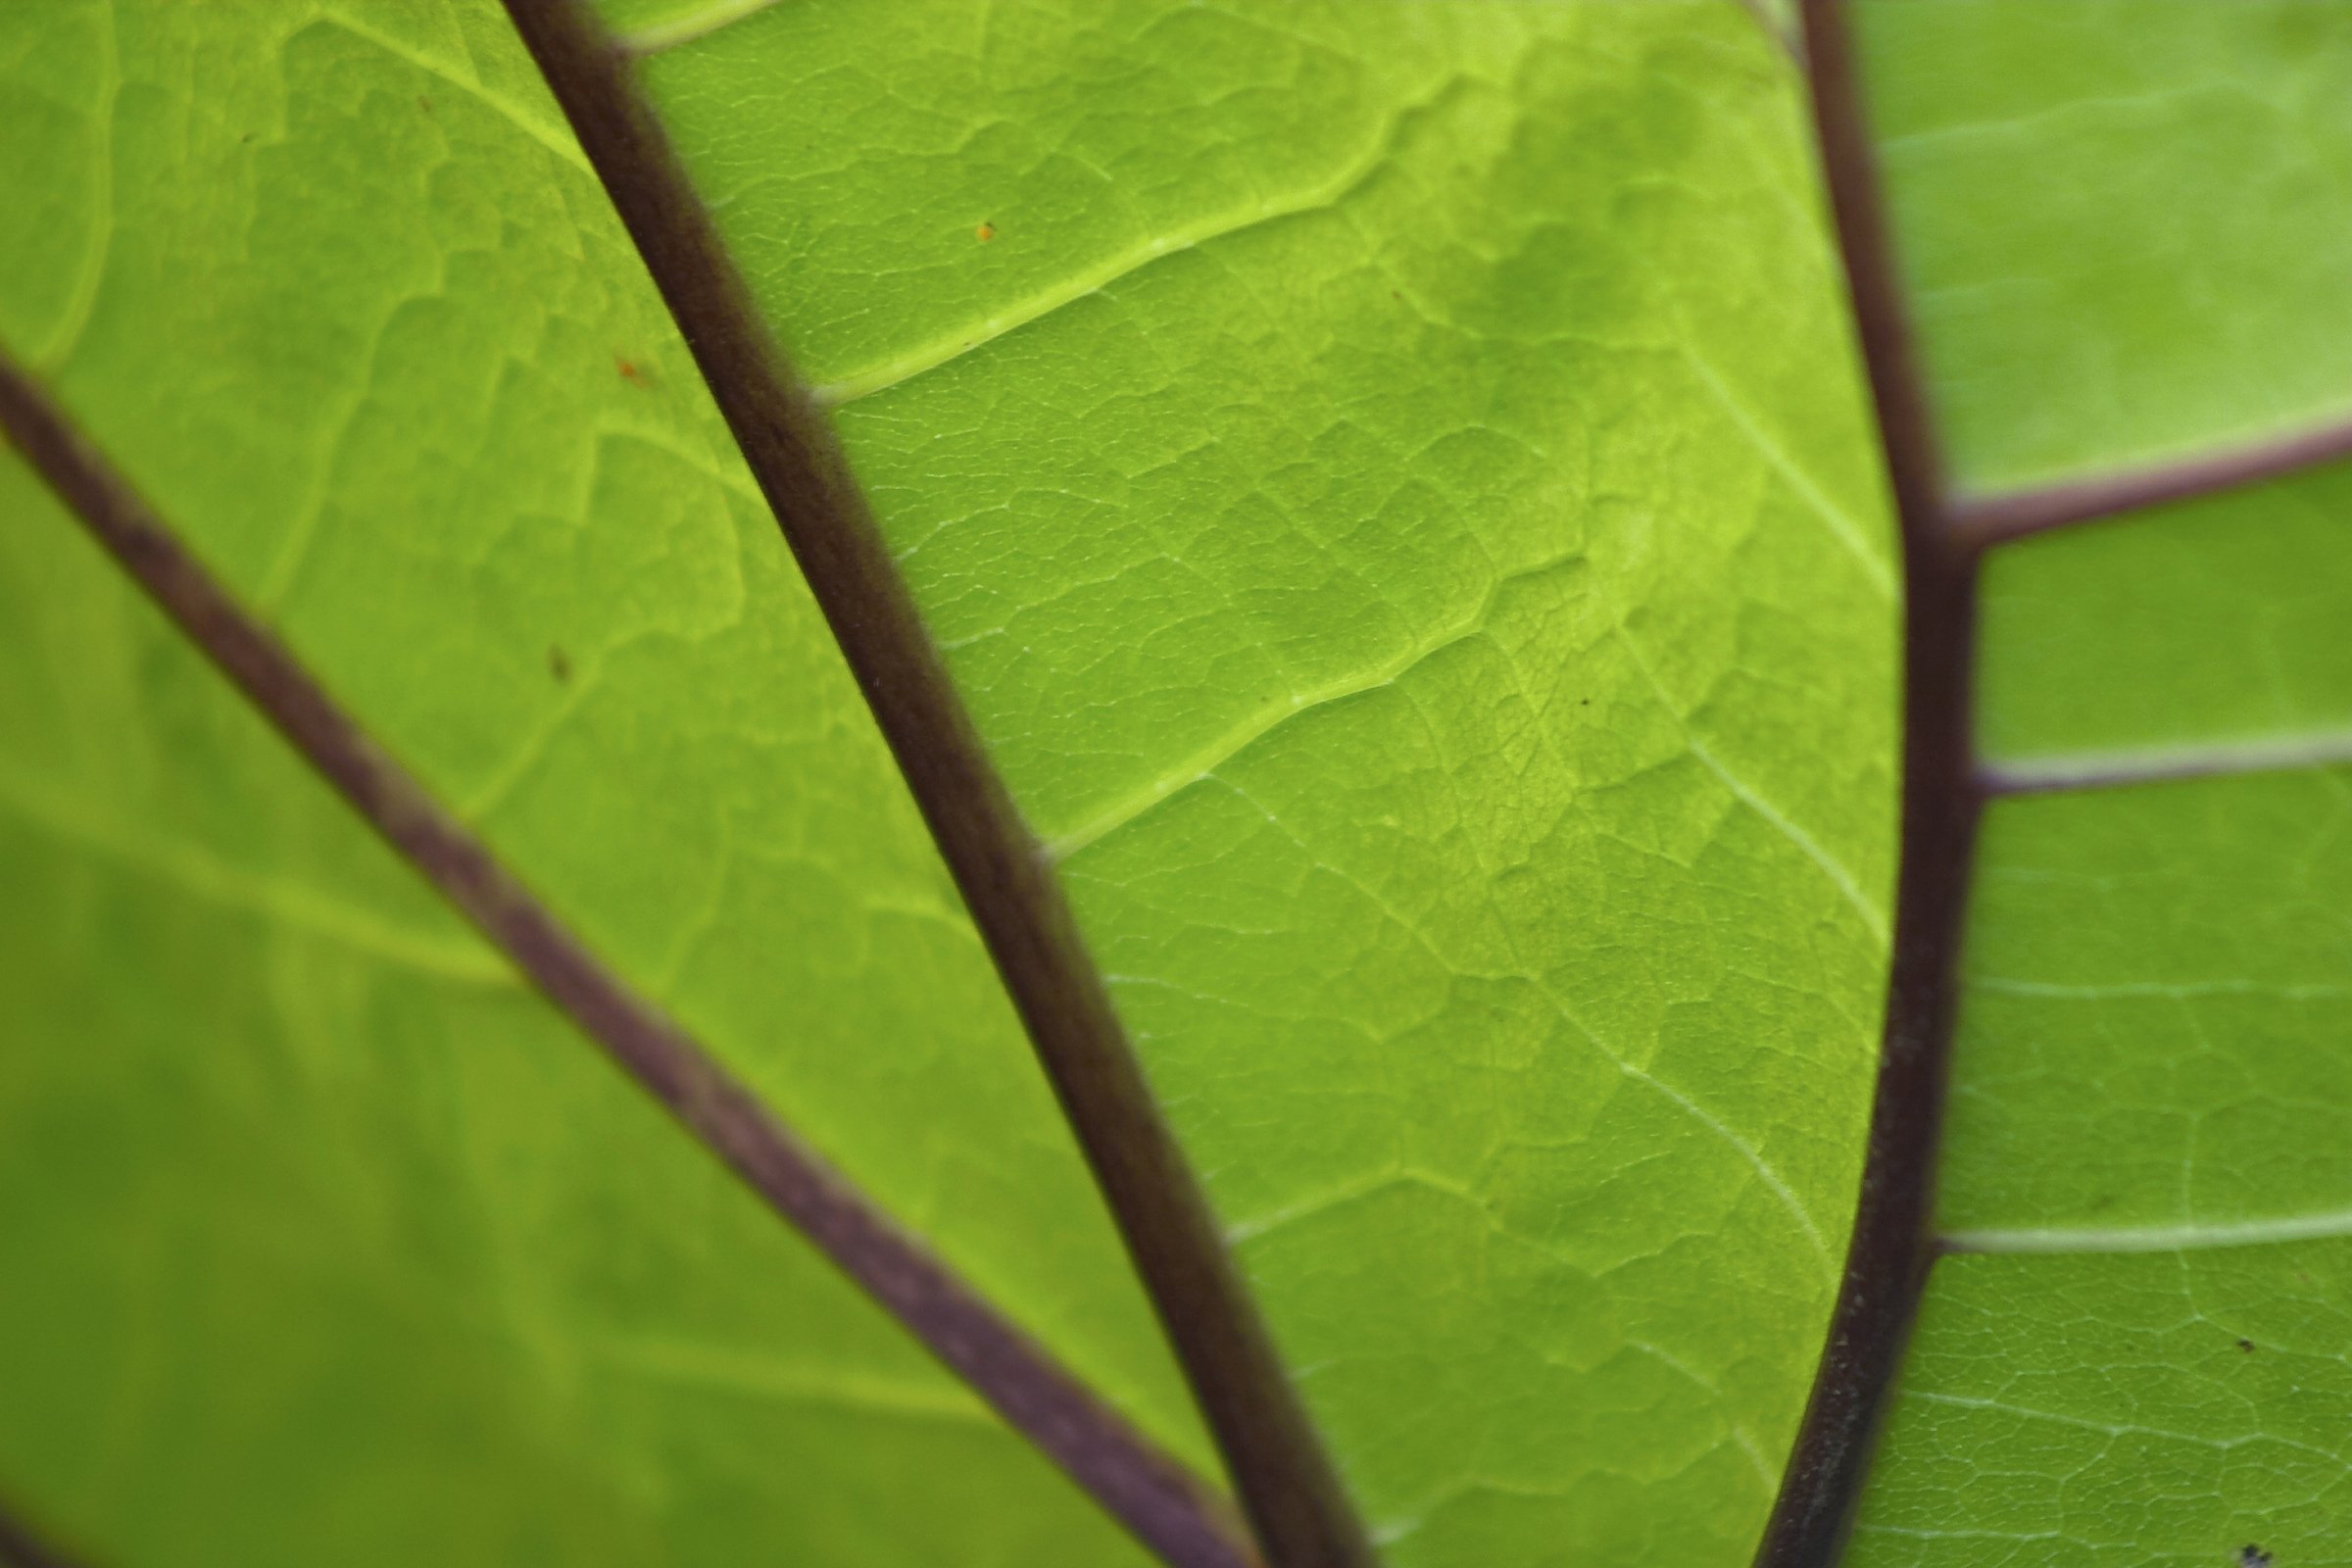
[811,88,1449,409]
[0,334,1252,1568]
[496,7,1348,1564]
[1763,5,2352,1561]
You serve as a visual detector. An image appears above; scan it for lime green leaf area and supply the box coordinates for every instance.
[1943,773,2352,1249]
[1854,1250,2352,1568]
[1844,4,2352,1562]
[1854,0,2352,495]
[3,0,1906,1563]
[0,457,1153,1568]
[625,1,1894,1560]
[1978,461,2352,781]
[0,0,1204,1558]
[26,0,2352,1566]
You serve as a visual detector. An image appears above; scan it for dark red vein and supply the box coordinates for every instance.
[0,350,1253,1568]
[0,1504,81,1568]
[1950,414,2352,550]
[494,6,1366,1566]
[1762,2,2352,1561]
[1752,3,1981,1563]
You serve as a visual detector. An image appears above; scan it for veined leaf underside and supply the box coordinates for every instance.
[0,347,1253,1568]
[1756,3,2352,1564]
[4,2,2347,1567]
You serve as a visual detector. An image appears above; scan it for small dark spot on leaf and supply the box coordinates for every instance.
[1391,289,1402,301]
[548,646,571,684]
[615,356,646,386]
[417,96,433,115]
[2238,1338,2256,1353]
[975,220,996,242]
[2237,1545,2272,1568]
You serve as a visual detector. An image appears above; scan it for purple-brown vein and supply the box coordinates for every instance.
[496,5,1368,1566]
[0,346,1255,1568]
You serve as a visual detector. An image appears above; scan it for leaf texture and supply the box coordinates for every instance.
[612,1,1895,1561]
[14,0,2348,1565]
[1978,464,2352,782]
[1853,1249,2352,1567]
[1804,2,2352,1562]
[1942,772,2352,1248]
[0,0,1212,1543]
[0,452,1156,1568]
[1854,0,2352,494]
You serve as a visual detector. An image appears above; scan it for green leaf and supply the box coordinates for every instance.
[1942,772,2352,1246]
[1826,2,2352,1563]
[0,452,1154,1567]
[0,0,1208,1545]
[1978,463,2352,778]
[1852,0,2352,494]
[9,0,2348,1566]
[620,2,1894,1560]
[1853,1248,2352,1566]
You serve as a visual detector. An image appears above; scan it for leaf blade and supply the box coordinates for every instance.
[620,2,1900,1559]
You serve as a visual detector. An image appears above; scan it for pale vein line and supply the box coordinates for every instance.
[590,1334,993,1424]
[1207,774,1838,1276]
[1680,345,1895,600]
[1629,1063,1837,1272]
[34,0,116,375]
[1982,728,2352,797]
[615,0,787,56]
[1626,1339,1780,1493]
[1387,628,1839,1275]
[1687,727,1889,944]
[1945,1208,2352,1255]
[1221,1169,1469,1249]
[1620,634,1890,945]
[0,767,512,985]
[1905,1390,2344,1466]
[1974,977,2352,1003]
[459,663,604,820]
[1044,552,1583,862]
[1219,1111,1826,1285]
[811,87,1452,409]
[313,9,594,178]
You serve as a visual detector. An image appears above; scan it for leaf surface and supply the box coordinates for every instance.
[1853,0,2352,494]
[1978,464,2352,779]
[1818,4,2352,1562]
[1854,1249,2352,1567]
[0,453,1153,1568]
[0,0,1211,1541]
[1942,772,2352,1246]
[15,1,2349,1565]
[1853,0,2352,496]
[614,2,1895,1561]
